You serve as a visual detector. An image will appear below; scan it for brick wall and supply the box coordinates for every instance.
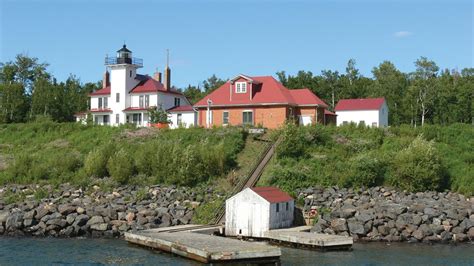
[197,106,288,129]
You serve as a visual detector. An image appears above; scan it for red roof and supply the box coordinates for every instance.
[289,88,328,108]
[89,86,111,96]
[123,107,149,112]
[194,75,327,108]
[324,109,336,116]
[335,98,386,111]
[250,187,293,203]
[89,75,184,96]
[130,75,183,95]
[90,108,112,113]
[167,105,195,112]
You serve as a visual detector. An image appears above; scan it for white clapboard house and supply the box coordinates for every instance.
[77,45,195,128]
[225,187,294,238]
[335,97,388,127]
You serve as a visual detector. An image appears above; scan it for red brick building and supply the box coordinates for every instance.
[194,74,329,129]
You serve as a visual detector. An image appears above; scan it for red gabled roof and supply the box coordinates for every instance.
[130,75,183,95]
[123,107,149,112]
[250,187,293,203]
[289,88,328,108]
[89,86,111,96]
[194,75,326,108]
[167,105,195,112]
[335,98,386,111]
[324,109,336,116]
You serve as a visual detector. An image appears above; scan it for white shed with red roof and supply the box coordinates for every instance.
[225,187,294,238]
[335,97,388,127]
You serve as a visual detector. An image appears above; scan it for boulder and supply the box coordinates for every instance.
[125,212,135,223]
[90,223,108,231]
[0,211,9,224]
[58,204,76,215]
[355,211,374,223]
[86,216,104,226]
[347,220,366,235]
[5,212,23,231]
[76,207,85,214]
[330,218,348,232]
[73,214,89,227]
[467,227,474,240]
[23,210,36,220]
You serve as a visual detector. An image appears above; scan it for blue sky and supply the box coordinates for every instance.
[0,0,472,88]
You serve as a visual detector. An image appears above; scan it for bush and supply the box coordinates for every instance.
[84,143,115,178]
[341,153,386,188]
[107,149,135,184]
[388,135,447,192]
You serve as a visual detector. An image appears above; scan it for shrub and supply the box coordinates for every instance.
[84,143,115,178]
[388,135,447,191]
[107,149,135,184]
[342,153,386,188]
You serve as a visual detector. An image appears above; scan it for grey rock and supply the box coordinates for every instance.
[347,220,366,235]
[73,214,89,227]
[58,204,76,215]
[66,213,77,225]
[330,218,348,232]
[355,211,374,223]
[377,225,390,236]
[23,210,36,220]
[451,226,464,234]
[0,211,9,223]
[86,216,104,226]
[90,223,108,231]
[6,212,23,230]
[453,233,467,242]
[23,218,36,227]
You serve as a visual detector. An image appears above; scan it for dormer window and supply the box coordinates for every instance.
[235,82,247,93]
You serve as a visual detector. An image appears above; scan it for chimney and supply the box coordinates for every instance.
[103,70,110,89]
[164,66,171,91]
[153,71,162,83]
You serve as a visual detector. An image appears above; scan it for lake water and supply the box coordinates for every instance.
[0,237,473,265]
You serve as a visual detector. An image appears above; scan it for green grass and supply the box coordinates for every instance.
[259,123,474,196]
[0,121,245,187]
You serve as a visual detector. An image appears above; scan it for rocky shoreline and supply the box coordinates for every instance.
[299,186,474,243]
[1,183,474,244]
[0,184,200,238]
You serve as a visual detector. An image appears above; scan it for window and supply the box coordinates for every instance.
[174,97,181,107]
[276,203,280,213]
[129,70,132,77]
[103,115,109,125]
[103,97,108,108]
[235,82,247,93]
[222,111,229,125]
[116,114,120,124]
[286,202,289,211]
[289,107,293,117]
[139,95,144,108]
[116,93,120,103]
[177,114,182,125]
[242,111,253,125]
[98,98,103,108]
[94,116,99,124]
[145,95,150,107]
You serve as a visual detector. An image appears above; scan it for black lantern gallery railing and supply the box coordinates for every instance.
[105,56,143,67]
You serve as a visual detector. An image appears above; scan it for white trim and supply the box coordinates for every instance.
[235,82,247,93]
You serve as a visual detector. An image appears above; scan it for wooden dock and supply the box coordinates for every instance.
[263,226,353,251]
[124,225,281,264]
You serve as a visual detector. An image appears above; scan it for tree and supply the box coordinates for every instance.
[0,83,28,123]
[319,70,341,109]
[370,61,408,125]
[183,85,203,104]
[410,57,439,126]
[203,74,225,94]
[0,54,49,94]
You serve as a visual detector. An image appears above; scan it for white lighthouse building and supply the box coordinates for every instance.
[84,45,195,128]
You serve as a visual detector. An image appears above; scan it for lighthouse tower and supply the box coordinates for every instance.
[105,44,143,125]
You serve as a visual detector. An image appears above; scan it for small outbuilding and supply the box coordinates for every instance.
[225,187,294,238]
[335,97,388,127]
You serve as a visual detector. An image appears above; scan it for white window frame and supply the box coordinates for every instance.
[235,82,247,93]
[222,111,229,125]
[145,95,150,107]
[242,110,253,125]
[139,95,144,108]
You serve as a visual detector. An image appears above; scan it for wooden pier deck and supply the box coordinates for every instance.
[263,226,353,251]
[124,225,281,264]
